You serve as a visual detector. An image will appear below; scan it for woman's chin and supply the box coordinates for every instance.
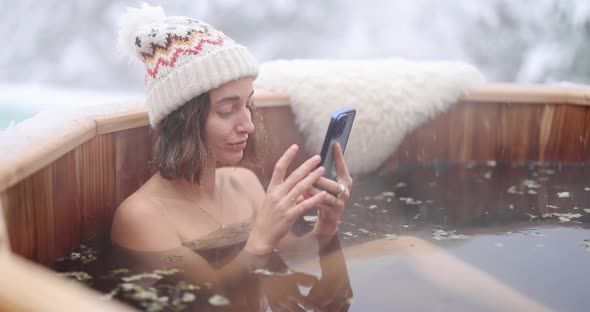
[217,152,244,167]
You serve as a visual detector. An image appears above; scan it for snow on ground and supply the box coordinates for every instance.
[0,83,144,161]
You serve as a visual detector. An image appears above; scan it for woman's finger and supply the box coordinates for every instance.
[333,143,352,185]
[286,166,325,204]
[307,185,342,207]
[292,190,327,218]
[269,144,299,188]
[314,176,341,196]
[295,195,306,205]
[282,154,322,192]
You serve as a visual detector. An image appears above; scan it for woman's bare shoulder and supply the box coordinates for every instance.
[111,178,181,251]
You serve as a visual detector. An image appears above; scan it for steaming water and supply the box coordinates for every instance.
[53,162,590,311]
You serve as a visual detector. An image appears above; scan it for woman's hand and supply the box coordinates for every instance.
[310,143,353,235]
[245,145,327,254]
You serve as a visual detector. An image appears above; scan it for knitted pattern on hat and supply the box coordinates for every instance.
[117,3,259,127]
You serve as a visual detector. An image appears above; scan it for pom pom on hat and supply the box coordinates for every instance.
[117,3,167,62]
[117,3,259,128]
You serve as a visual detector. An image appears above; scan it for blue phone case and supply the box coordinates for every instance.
[318,107,356,181]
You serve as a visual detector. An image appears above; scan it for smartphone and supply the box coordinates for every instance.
[318,107,356,181]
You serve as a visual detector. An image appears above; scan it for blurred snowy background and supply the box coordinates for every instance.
[1,0,590,129]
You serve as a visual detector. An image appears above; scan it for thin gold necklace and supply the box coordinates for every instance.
[169,182,226,230]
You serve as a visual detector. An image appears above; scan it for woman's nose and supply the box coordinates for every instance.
[237,109,255,134]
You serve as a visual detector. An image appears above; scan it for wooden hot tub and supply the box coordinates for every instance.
[1,83,589,310]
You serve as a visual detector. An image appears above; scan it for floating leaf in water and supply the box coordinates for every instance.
[111,268,130,275]
[432,229,470,240]
[209,294,230,306]
[557,192,570,198]
[342,232,354,237]
[178,281,199,291]
[527,189,537,195]
[584,209,590,214]
[369,205,378,210]
[131,288,159,301]
[384,234,398,240]
[122,273,163,282]
[121,283,135,291]
[542,213,582,222]
[165,255,183,262]
[181,293,196,303]
[585,187,590,191]
[522,179,540,189]
[154,268,181,276]
[381,191,395,197]
[399,197,421,205]
[507,185,524,195]
[546,204,559,209]
[358,228,372,234]
[158,296,169,303]
[101,268,130,279]
[59,271,92,281]
[373,195,386,201]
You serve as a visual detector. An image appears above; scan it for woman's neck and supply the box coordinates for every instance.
[169,162,219,201]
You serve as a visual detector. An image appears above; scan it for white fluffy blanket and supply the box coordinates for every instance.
[254,59,485,176]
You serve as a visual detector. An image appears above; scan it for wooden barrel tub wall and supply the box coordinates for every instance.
[0,83,589,310]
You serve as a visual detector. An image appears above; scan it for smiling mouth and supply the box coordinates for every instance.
[229,140,247,150]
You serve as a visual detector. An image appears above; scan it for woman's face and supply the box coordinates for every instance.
[206,77,256,166]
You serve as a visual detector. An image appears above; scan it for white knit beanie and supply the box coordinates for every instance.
[117,3,259,128]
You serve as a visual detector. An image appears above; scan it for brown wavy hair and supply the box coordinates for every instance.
[151,92,265,184]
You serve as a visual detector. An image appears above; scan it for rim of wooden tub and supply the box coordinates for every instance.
[1,82,589,193]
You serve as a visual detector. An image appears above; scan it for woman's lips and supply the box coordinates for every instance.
[229,140,247,150]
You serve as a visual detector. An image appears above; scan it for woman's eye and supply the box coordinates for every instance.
[218,108,233,117]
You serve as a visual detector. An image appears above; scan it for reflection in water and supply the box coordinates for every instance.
[54,162,590,311]
[55,234,352,311]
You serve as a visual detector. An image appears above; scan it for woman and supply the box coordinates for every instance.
[111,4,352,255]
[110,5,549,311]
